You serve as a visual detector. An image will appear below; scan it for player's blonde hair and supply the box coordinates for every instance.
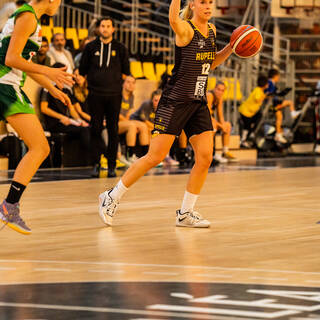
[180,0,194,20]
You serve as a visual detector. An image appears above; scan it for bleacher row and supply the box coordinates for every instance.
[130,61,243,101]
[41,25,88,50]
[41,23,243,101]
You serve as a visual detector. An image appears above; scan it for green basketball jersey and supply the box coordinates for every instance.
[0,4,42,87]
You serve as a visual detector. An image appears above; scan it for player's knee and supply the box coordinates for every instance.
[128,122,137,133]
[196,152,212,168]
[141,123,148,134]
[37,140,50,159]
[144,153,164,167]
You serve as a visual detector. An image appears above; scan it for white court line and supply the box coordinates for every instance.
[290,318,320,320]
[0,259,319,276]
[196,274,233,279]
[143,272,179,276]
[34,268,71,272]
[88,270,124,274]
[130,318,164,320]
[251,277,288,281]
[0,301,239,320]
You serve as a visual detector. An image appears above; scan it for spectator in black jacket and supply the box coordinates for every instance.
[40,63,91,166]
[79,16,130,178]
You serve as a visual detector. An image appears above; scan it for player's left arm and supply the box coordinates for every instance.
[210,24,233,70]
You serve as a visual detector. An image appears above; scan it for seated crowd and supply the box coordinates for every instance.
[23,17,312,177]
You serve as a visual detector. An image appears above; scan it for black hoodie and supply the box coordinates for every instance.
[79,37,130,96]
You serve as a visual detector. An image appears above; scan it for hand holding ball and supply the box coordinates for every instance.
[230,25,263,58]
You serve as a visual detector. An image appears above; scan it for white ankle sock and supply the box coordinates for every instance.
[241,130,248,142]
[109,179,128,201]
[181,191,199,214]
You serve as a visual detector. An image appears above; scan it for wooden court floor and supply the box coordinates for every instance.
[0,166,319,286]
[0,166,320,320]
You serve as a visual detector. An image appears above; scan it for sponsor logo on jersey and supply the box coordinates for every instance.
[112,50,116,56]
[197,39,206,49]
[154,124,165,131]
[196,51,215,61]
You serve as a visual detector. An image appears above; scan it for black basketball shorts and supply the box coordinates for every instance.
[153,97,213,139]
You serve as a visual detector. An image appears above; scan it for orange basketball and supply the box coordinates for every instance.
[230,25,263,58]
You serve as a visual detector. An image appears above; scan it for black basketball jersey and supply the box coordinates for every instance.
[163,20,217,102]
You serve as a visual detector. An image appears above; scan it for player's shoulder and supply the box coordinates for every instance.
[209,23,217,36]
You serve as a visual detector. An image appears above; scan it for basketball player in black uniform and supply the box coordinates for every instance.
[98,0,233,228]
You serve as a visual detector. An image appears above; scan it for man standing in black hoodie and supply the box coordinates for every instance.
[79,17,130,177]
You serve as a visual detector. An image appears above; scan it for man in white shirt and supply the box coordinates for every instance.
[47,33,74,74]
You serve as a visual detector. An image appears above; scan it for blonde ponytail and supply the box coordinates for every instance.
[180,0,193,20]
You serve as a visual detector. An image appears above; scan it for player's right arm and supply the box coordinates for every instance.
[5,12,73,88]
[169,0,193,46]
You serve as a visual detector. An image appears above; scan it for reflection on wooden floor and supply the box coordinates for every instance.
[0,167,320,288]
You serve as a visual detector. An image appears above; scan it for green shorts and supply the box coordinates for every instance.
[0,83,35,120]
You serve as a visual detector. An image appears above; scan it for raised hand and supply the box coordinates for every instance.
[47,66,74,89]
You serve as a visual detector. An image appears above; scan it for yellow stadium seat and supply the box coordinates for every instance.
[48,17,54,29]
[66,28,79,50]
[167,64,174,75]
[223,78,243,101]
[142,62,157,81]
[155,63,167,81]
[53,27,64,35]
[78,28,88,41]
[41,26,53,43]
[236,79,243,101]
[130,61,144,79]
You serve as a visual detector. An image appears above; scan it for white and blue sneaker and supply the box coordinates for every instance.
[176,210,210,228]
[98,189,119,226]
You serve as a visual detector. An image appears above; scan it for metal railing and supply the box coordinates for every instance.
[52,0,174,62]
[207,0,292,132]
[0,0,294,134]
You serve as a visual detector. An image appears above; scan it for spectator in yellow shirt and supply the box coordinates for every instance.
[239,75,268,147]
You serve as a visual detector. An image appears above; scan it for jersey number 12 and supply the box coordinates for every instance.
[202,63,211,75]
